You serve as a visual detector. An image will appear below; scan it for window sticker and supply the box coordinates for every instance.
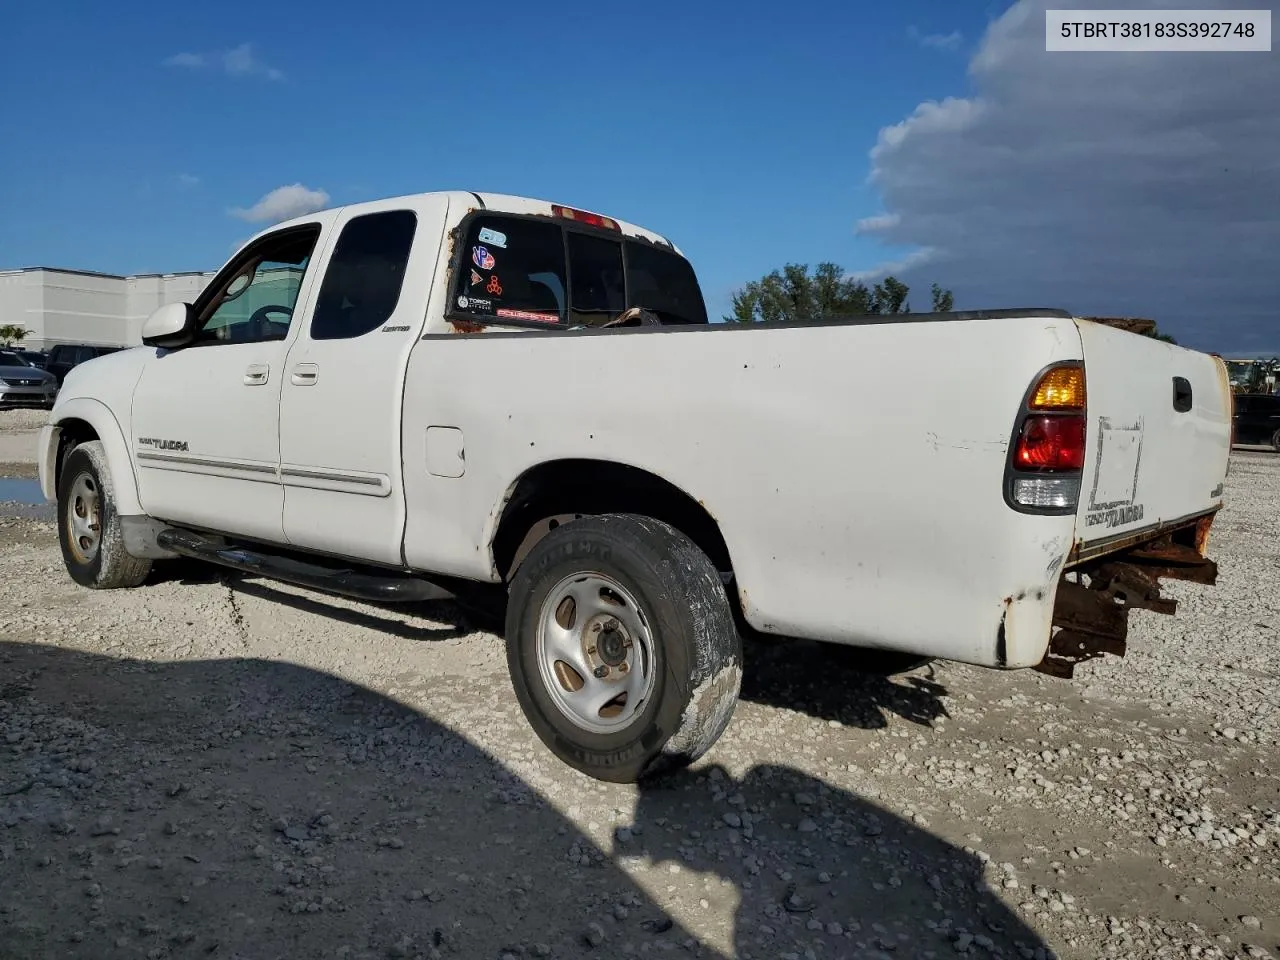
[478,227,507,249]
[496,307,558,324]
[472,245,496,270]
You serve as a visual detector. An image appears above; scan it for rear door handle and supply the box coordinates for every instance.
[1172,376,1193,413]
[244,363,270,386]
[291,362,319,386]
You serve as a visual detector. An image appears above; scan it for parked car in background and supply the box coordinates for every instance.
[1232,393,1280,450]
[0,348,58,408]
[46,344,123,385]
[16,349,49,369]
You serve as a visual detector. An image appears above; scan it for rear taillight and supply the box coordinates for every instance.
[1015,415,1086,471]
[1006,362,1087,514]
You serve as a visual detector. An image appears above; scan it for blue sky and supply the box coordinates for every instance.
[1,0,1276,351]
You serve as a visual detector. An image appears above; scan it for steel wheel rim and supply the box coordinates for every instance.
[534,572,658,735]
[65,471,102,564]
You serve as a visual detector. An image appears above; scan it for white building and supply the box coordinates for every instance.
[0,267,217,351]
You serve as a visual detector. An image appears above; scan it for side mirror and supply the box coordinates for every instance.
[141,302,196,349]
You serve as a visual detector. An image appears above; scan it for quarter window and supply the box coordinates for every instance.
[311,210,418,341]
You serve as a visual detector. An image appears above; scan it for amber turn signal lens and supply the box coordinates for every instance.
[1030,366,1086,410]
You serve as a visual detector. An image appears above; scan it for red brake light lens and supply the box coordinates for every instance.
[1015,415,1086,471]
[551,204,620,231]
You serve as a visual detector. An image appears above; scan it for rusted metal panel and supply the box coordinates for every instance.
[1125,541,1219,584]
[1065,508,1218,568]
[1034,530,1215,678]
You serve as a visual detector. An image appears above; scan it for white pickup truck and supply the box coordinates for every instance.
[38,190,1232,782]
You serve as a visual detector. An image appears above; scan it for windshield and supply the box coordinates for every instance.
[450,214,707,328]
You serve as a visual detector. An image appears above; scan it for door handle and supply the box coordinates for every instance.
[244,363,270,386]
[1172,376,1193,413]
[291,362,319,386]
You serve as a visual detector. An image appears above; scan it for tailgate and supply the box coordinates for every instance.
[1073,320,1231,553]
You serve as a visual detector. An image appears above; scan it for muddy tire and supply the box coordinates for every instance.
[57,440,152,589]
[504,513,742,783]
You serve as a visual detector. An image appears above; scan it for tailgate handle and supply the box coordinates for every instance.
[1172,376,1193,413]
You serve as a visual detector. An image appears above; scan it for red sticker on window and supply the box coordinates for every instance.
[496,308,559,324]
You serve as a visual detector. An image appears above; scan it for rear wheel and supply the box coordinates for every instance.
[505,514,742,783]
[1271,428,1280,453]
[57,440,151,589]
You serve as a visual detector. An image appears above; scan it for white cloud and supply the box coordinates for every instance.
[221,42,283,81]
[163,42,283,81]
[163,52,205,68]
[174,173,200,187]
[844,248,938,284]
[859,0,1280,352]
[908,26,964,51]
[229,184,331,224]
[854,213,900,234]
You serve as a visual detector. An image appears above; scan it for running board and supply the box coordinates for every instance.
[154,528,444,603]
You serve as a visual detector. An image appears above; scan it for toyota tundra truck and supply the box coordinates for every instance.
[36,190,1233,782]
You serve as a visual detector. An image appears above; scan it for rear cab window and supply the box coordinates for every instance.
[448,213,707,329]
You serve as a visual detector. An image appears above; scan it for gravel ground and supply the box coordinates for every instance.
[1,445,1277,960]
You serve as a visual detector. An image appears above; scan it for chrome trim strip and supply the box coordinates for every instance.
[279,466,385,486]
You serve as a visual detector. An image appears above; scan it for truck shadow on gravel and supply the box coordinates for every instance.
[0,642,1052,960]
[146,561,951,731]
[738,637,951,731]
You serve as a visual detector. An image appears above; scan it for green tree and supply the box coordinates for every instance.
[727,263,952,323]
[0,324,27,346]
[930,282,954,312]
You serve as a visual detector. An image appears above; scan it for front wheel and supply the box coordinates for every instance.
[57,440,152,589]
[1271,427,1280,453]
[504,514,742,783]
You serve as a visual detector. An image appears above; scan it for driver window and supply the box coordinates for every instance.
[195,227,320,345]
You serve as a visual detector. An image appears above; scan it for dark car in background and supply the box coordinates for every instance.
[1232,393,1280,450]
[14,349,47,368]
[46,343,123,385]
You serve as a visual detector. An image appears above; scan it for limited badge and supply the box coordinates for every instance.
[470,269,483,286]
[472,245,496,270]
[478,227,507,249]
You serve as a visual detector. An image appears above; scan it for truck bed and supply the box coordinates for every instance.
[398,309,1227,675]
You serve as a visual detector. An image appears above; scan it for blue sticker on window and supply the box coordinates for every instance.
[478,227,507,249]
[472,245,496,270]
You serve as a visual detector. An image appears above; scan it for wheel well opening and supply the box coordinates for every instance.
[492,460,734,583]
[53,419,98,487]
